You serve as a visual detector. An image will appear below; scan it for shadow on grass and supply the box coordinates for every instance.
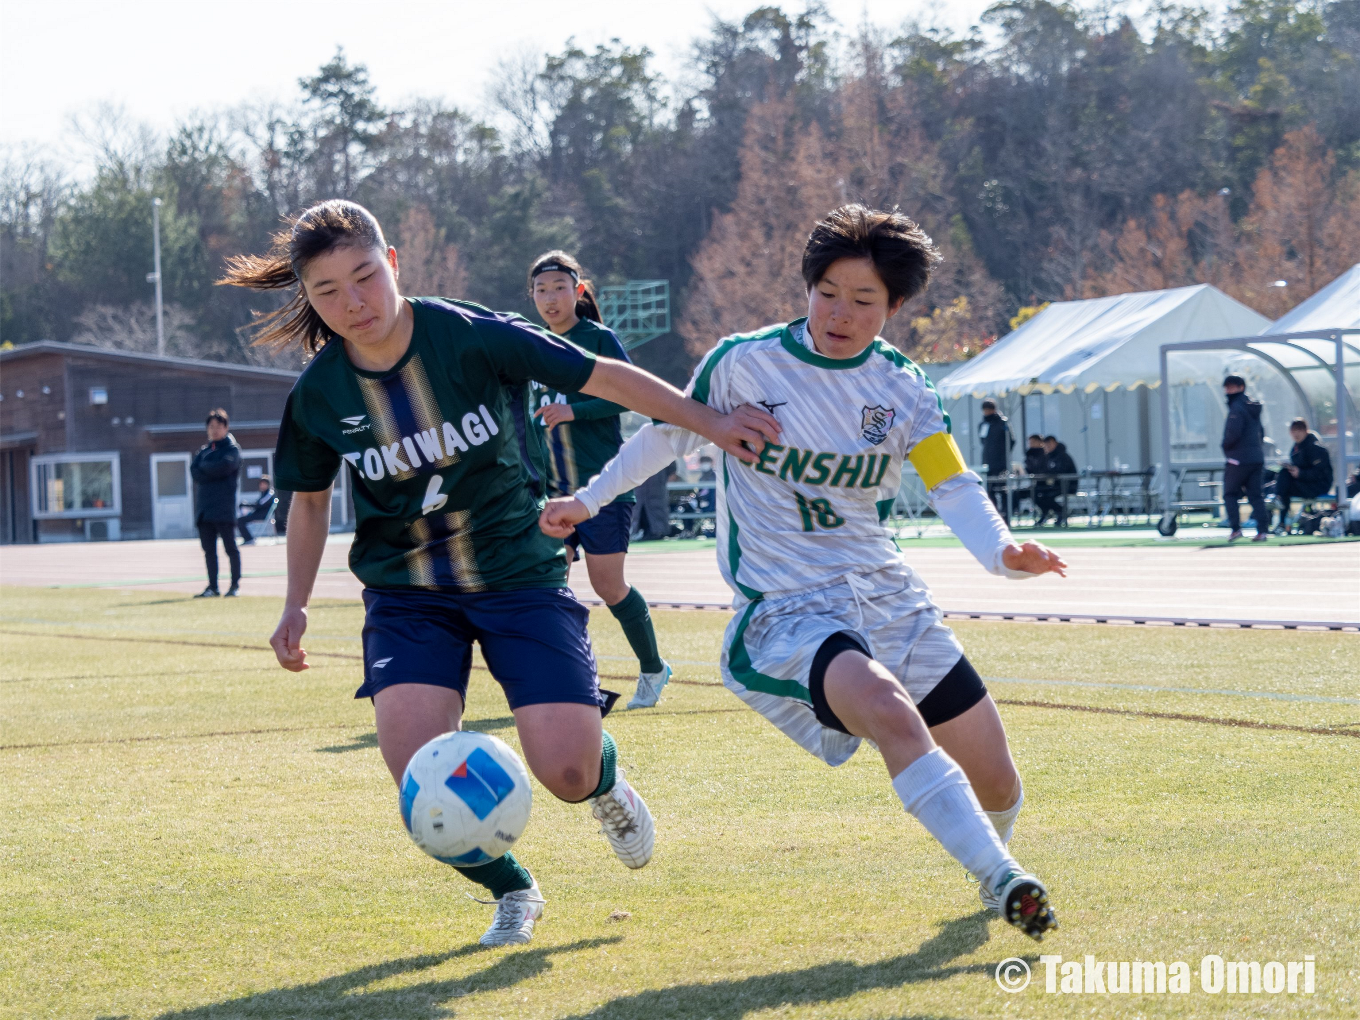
[316,732,380,754]
[315,717,517,754]
[154,937,621,1020]
[463,716,515,733]
[110,597,196,607]
[558,910,999,1020]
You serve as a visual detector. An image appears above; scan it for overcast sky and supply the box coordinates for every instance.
[1,0,1223,155]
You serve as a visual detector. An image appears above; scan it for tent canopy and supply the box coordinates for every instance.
[937,284,1269,399]
[1261,263,1360,334]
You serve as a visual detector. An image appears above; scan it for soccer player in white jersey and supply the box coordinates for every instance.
[541,205,1066,939]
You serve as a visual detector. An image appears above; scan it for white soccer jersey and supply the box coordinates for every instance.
[575,318,1026,602]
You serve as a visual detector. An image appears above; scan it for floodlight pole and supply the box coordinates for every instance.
[148,197,165,357]
[1335,330,1348,507]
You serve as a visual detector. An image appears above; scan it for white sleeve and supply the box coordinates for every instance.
[930,472,1036,579]
[574,423,708,517]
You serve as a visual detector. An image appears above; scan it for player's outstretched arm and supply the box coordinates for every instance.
[580,360,780,463]
[1001,540,1067,577]
[539,419,702,538]
[269,487,332,672]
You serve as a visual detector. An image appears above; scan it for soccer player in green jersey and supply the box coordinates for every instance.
[528,251,671,709]
[221,200,779,947]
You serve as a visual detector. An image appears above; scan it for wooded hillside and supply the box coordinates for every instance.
[3,1,1358,381]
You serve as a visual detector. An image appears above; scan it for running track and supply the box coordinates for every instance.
[2,536,1355,626]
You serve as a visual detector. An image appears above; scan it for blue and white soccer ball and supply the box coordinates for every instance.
[399,731,532,867]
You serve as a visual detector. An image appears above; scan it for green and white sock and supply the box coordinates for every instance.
[454,852,533,899]
[608,587,664,674]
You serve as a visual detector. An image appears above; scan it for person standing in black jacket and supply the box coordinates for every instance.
[1220,375,1269,542]
[191,408,243,596]
[1273,417,1333,530]
[978,399,1014,523]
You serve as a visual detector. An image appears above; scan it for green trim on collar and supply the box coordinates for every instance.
[778,319,877,370]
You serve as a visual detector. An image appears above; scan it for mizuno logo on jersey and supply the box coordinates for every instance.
[860,405,896,445]
[750,441,892,489]
[340,406,499,482]
[757,399,787,417]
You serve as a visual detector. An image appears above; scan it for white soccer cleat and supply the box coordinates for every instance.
[589,769,654,869]
[627,661,672,709]
[973,872,1000,914]
[475,878,545,947]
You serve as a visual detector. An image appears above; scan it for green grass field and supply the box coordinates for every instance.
[1,586,1357,1019]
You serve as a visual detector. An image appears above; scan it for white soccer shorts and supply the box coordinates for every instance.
[720,567,964,766]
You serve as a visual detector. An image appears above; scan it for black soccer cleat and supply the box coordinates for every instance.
[993,871,1059,941]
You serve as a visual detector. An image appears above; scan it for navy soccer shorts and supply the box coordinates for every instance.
[566,501,633,557]
[355,586,607,711]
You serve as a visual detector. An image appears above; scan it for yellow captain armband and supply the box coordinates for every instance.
[908,431,967,490]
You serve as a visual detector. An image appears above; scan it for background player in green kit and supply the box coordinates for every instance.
[221,200,780,947]
[528,250,671,709]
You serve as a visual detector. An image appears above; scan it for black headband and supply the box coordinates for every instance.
[532,261,580,282]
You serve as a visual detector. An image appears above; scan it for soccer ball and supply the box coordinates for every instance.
[399,731,532,866]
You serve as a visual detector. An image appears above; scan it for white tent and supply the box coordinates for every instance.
[1261,263,1360,334]
[937,284,1269,399]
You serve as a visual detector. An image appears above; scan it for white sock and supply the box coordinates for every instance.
[892,747,1019,891]
[986,779,1024,844]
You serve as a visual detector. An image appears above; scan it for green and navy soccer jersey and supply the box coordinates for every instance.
[531,318,635,503]
[273,297,596,592]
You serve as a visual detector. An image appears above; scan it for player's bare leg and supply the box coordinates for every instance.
[823,649,1056,939]
[514,703,654,868]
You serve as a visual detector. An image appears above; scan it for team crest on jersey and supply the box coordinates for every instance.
[860,405,896,445]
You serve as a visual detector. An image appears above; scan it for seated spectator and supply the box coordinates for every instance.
[1023,434,1047,475]
[1035,435,1077,526]
[1274,418,1333,530]
[696,454,717,514]
[1015,434,1046,518]
[237,474,276,545]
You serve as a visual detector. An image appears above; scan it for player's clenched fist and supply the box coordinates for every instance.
[270,605,311,671]
[540,496,592,538]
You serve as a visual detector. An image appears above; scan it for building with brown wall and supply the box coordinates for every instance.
[0,342,329,544]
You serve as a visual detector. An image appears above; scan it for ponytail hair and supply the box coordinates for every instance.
[218,200,388,353]
[528,249,602,323]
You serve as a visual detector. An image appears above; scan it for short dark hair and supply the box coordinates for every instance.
[1223,375,1246,388]
[801,205,941,307]
[206,408,229,427]
[981,399,997,410]
[1043,435,1058,444]
[1028,434,1043,442]
[1289,417,1308,431]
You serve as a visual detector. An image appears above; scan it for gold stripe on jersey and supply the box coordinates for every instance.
[440,509,484,592]
[908,431,967,490]
[357,377,416,481]
[403,519,437,588]
[405,512,484,592]
[401,355,459,468]
[560,424,580,491]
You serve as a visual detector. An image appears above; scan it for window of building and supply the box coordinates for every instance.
[31,453,121,518]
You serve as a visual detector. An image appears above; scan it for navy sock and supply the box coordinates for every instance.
[608,587,664,674]
[453,852,533,899]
